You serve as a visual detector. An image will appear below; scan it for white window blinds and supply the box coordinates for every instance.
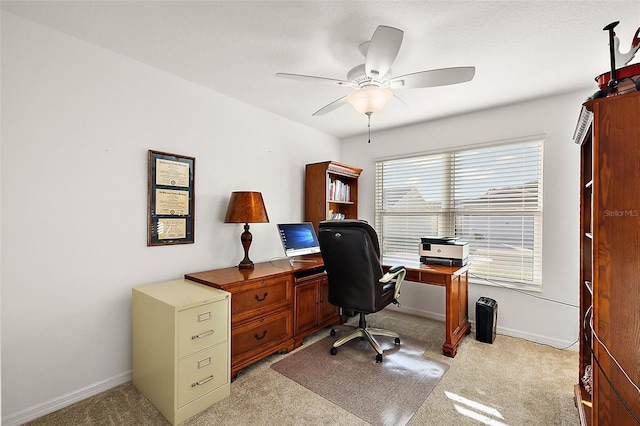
[375,139,544,290]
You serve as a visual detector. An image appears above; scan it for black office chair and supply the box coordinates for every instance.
[318,220,406,362]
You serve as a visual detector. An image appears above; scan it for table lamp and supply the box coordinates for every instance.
[224,191,269,269]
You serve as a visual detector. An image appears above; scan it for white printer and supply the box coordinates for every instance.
[419,237,469,266]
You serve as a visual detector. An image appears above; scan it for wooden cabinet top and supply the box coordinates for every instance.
[574,91,640,145]
[584,89,640,111]
[306,161,362,178]
[185,253,468,291]
[185,254,324,289]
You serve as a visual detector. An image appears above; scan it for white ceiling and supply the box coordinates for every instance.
[3,1,639,139]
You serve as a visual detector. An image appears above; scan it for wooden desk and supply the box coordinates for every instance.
[383,258,471,358]
[185,254,339,379]
[186,254,469,379]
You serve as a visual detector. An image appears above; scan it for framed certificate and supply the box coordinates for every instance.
[147,150,195,246]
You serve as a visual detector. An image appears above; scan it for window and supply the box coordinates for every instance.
[374,139,543,290]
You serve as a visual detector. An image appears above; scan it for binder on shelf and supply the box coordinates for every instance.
[329,179,351,202]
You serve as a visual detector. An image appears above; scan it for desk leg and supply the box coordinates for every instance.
[442,271,471,357]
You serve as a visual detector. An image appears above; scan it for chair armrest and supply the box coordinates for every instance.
[386,265,404,275]
[380,265,406,301]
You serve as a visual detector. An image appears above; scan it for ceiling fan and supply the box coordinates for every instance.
[276,25,476,117]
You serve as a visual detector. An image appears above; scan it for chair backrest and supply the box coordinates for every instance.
[318,220,387,313]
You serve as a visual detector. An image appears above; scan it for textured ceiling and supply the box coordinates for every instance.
[3,1,640,139]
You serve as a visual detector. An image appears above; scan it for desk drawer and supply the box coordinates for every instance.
[231,309,292,360]
[177,343,228,408]
[178,299,228,358]
[405,270,422,283]
[417,271,447,286]
[405,269,447,286]
[230,276,292,323]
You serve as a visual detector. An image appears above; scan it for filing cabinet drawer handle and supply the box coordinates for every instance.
[191,375,214,387]
[191,330,215,340]
[254,292,268,302]
[198,357,212,369]
[254,330,268,340]
[198,311,211,322]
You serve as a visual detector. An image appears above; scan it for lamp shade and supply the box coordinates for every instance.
[346,86,393,115]
[224,191,269,224]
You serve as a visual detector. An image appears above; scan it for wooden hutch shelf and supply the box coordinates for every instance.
[305,161,362,232]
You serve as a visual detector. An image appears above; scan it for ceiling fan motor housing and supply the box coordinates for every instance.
[347,64,391,88]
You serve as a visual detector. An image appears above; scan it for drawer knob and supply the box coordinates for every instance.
[254,330,268,340]
[191,330,215,340]
[254,292,268,302]
[191,375,214,387]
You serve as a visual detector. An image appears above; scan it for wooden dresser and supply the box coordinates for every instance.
[574,91,640,425]
[185,254,340,379]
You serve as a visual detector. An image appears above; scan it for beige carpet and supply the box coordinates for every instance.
[271,332,447,426]
[23,310,579,425]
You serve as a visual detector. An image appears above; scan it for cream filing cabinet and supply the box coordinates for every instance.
[132,279,231,425]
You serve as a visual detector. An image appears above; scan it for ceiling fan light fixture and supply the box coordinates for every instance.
[346,86,393,115]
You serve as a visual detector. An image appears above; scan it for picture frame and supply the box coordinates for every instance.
[147,150,195,246]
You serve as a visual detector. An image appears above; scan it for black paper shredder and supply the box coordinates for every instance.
[476,297,498,343]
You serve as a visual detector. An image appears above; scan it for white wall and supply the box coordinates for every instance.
[341,90,588,349]
[0,12,339,424]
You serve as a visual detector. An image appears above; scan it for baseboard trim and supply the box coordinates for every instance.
[2,371,132,426]
[385,305,578,350]
[492,323,579,350]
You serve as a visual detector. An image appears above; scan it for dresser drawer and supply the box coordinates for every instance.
[230,276,292,324]
[177,343,228,408]
[178,299,228,358]
[231,309,292,360]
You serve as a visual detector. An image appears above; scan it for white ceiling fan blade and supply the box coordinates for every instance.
[312,96,348,116]
[276,72,355,87]
[393,93,409,111]
[390,66,476,89]
[365,25,404,79]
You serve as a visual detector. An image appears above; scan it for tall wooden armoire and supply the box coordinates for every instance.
[574,91,640,425]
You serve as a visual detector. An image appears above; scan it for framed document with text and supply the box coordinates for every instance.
[147,150,195,246]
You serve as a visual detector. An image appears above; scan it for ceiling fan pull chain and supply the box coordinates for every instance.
[367,112,371,143]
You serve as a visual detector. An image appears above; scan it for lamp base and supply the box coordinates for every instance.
[238,259,254,269]
[238,223,255,269]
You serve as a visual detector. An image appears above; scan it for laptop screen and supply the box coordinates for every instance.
[277,222,321,257]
